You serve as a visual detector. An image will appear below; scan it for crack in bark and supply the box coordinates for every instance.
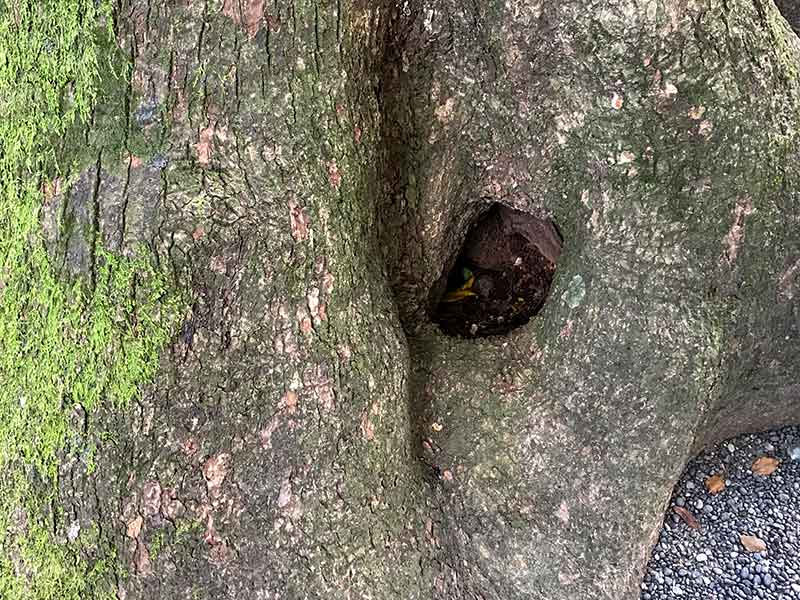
[90,151,103,290]
[314,3,322,76]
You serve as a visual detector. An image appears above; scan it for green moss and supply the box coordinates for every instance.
[0,1,181,598]
[174,517,203,539]
[147,530,166,563]
[764,0,800,84]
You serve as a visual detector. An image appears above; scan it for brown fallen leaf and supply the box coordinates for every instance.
[673,506,700,530]
[751,456,779,476]
[705,474,726,495]
[740,534,767,553]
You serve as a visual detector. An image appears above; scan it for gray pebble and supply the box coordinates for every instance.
[639,426,800,600]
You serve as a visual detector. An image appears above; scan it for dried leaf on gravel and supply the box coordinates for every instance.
[751,456,779,476]
[705,474,726,495]
[673,506,700,530]
[740,534,767,553]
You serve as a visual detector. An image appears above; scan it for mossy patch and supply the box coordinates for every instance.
[0,1,180,598]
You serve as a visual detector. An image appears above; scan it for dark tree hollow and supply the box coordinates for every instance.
[430,204,562,338]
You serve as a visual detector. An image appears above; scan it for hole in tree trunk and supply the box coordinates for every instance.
[430,204,562,338]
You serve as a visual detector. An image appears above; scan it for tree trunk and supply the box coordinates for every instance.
[29,0,800,599]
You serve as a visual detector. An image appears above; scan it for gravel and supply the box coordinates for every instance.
[640,425,800,600]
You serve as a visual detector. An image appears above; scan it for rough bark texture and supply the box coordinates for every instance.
[46,0,800,599]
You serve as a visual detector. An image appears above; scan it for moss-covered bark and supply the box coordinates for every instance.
[24,0,800,599]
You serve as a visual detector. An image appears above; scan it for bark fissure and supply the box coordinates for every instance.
[90,151,103,289]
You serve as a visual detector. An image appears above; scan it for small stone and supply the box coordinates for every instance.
[639,427,800,599]
[150,153,168,169]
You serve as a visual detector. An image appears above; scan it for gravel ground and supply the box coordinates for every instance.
[640,425,800,600]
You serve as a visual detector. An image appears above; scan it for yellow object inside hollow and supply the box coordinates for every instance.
[442,275,476,303]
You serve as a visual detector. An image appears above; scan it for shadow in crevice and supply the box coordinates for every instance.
[775,0,800,36]
[375,2,457,488]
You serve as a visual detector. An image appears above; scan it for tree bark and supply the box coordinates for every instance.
[44,0,800,599]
